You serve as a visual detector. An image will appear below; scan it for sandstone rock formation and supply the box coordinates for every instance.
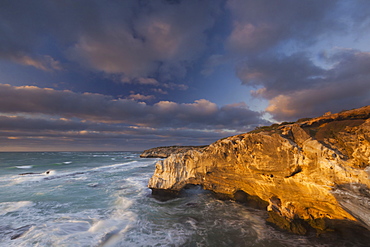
[148,106,370,234]
[140,145,207,158]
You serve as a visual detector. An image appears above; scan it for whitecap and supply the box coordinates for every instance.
[63,161,72,164]
[87,196,136,246]
[90,161,138,172]
[15,166,33,169]
[10,170,57,184]
[93,154,109,157]
[86,160,154,175]
[87,183,99,188]
[52,220,91,236]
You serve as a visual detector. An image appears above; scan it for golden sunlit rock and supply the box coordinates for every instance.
[148,105,370,234]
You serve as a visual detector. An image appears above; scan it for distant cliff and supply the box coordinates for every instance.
[140,145,208,158]
[148,106,370,235]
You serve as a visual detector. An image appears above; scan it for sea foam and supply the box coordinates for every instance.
[0,201,34,216]
[15,166,33,169]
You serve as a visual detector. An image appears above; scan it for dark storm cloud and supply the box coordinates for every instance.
[236,53,325,99]
[0,114,231,151]
[0,130,219,151]
[238,50,370,121]
[0,84,267,130]
[0,0,221,80]
[0,0,100,69]
[0,115,87,132]
[0,115,225,141]
[69,0,221,80]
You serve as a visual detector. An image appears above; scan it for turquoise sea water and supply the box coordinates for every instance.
[0,152,368,247]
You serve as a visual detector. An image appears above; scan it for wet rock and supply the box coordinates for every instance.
[10,225,33,240]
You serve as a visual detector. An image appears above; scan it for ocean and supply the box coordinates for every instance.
[0,152,367,247]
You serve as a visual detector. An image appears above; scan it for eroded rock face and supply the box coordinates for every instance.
[148,106,370,234]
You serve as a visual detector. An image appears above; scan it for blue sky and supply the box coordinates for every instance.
[0,0,370,151]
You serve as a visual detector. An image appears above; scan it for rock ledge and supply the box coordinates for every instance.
[140,145,207,158]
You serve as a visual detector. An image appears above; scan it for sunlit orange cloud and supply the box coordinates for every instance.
[11,55,62,71]
[7,137,21,140]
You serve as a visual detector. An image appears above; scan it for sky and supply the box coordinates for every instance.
[1,0,370,151]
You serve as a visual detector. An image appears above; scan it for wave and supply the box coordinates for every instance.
[15,166,33,169]
[0,201,34,216]
[19,169,56,176]
[3,197,137,246]
[0,170,59,186]
[88,196,136,247]
[0,157,154,191]
[93,154,110,157]
[90,161,138,172]
[6,160,152,185]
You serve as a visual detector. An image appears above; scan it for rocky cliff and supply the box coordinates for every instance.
[148,106,370,235]
[140,145,207,158]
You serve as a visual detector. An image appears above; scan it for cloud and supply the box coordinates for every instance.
[122,77,159,85]
[224,1,370,121]
[162,83,188,91]
[239,49,370,121]
[0,0,222,81]
[152,88,168,95]
[0,123,227,151]
[127,93,155,101]
[226,0,339,53]
[0,115,87,132]
[237,53,325,99]
[120,78,187,93]
[9,54,62,71]
[0,0,96,70]
[67,0,221,79]
[0,84,267,131]
[0,90,267,151]
[2,0,369,151]
[201,54,229,76]
[227,22,276,53]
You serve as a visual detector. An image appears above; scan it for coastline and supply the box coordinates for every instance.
[140,145,208,158]
[145,106,370,236]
